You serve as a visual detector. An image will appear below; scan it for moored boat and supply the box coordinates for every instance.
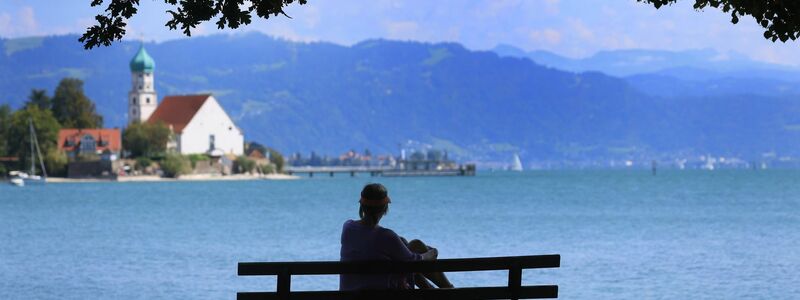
[7,119,47,186]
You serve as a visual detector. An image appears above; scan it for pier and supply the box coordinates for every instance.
[284,166,392,177]
[284,164,476,177]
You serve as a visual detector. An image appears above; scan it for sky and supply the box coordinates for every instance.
[1,0,799,65]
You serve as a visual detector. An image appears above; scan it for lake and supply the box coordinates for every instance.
[1,170,798,299]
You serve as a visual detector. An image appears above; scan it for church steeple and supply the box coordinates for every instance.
[128,44,158,124]
[130,45,156,73]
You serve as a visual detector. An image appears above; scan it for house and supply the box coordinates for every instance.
[147,94,244,155]
[57,128,122,160]
[57,128,123,179]
[127,45,244,155]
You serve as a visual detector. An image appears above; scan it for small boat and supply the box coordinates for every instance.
[511,154,523,171]
[9,176,24,187]
[9,170,44,186]
[8,119,47,186]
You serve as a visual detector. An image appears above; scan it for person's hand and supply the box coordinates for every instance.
[426,247,438,260]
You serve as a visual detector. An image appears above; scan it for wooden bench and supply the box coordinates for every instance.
[237,254,560,300]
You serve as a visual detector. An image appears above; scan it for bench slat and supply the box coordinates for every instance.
[239,254,560,276]
[237,285,558,300]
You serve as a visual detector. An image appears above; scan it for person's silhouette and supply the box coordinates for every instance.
[339,183,454,290]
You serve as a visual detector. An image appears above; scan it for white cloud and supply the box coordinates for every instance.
[529,28,562,46]
[480,0,523,17]
[19,6,36,31]
[385,20,419,40]
[0,13,12,36]
[302,5,321,28]
[2,0,800,66]
[258,23,318,43]
[568,19,594,41]
[543,0,561,15]
[0,6,39,37]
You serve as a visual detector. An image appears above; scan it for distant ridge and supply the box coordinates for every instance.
[491,43,798,77]
[2,34,800,163]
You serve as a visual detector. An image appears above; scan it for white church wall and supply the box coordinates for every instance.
[178,96,244,155]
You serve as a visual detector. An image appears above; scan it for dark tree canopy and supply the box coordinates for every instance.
[81,0,307,49]
[0,104,12,157]
[7,106,61,171]
[25,89,52,111]
[122,121,172,158]
[51,78,104,129]
[639,0,800,42]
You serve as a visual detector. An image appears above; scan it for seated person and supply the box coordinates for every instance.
[339,183,454,290]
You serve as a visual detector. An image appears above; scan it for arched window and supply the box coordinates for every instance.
[132,97,137,105]
[132,108,137,116]
[146,97,150,104]
[79,134,96,154]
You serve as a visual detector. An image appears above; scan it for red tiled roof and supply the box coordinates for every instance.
[248,149,266,159]
[58,128,122,153]
[147,94,211,134]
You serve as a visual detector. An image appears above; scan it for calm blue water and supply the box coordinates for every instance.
[1,170,799,299]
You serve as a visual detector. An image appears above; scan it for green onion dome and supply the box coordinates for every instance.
[129,45,155,73]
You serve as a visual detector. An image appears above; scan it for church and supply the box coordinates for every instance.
[127,45,244,155]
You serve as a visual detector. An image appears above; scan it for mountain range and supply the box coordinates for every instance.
[493,44,800,99]
[1,34,800,164]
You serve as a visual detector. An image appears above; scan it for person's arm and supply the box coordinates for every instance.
[381,230,424,261]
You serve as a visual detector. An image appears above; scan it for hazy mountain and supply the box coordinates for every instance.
[492,44,799,77]
[2,34,800,163]
[494,44,800,103]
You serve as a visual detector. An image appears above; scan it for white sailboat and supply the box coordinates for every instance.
[511,153,523,171]
[8,119,47,186]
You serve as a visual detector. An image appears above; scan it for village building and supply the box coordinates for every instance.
[57,128,123,178]
[127,45,244,155]
[57,128,122,160]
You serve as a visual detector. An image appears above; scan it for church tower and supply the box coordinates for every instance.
[128,45,158,124]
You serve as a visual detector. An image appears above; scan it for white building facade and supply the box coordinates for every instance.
[147,94,244,155]
[176,95,244,155]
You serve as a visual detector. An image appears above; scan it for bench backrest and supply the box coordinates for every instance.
[238,254,560,300]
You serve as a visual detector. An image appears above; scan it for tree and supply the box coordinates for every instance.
[259,163,275,174]
[7,106,61,173]
[123,121,172,158]
[81,0,307,49]
[0,104,11,156]
[25,89,51,111]
[44,149,68,177]
[268,148,285,172]
[159,153,190,178]
[135,157,153,171]
[234,155,256,174]
[51,78,104,129]
[246,141,285,172]
[638,0,800,42]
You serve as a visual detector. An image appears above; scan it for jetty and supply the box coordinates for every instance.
[285,163,476,177]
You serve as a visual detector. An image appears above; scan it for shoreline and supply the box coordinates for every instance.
[43,173,299,183]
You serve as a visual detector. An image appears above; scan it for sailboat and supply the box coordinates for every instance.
[9,119,47,186]
[511,153,523,171]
